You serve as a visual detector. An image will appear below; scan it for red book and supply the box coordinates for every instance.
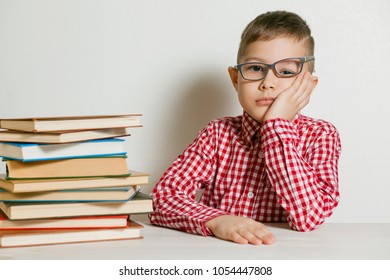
[0,211,128,230]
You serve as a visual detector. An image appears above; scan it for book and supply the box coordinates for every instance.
[0,185,140,202]
[0,114,142,132]
[0,211,129,230]
[5,156,130,179]
[0,220,143,248]
[0,192,153,220]
[0,170,149,193]
[0,138,127,162]
[0,127,130,144]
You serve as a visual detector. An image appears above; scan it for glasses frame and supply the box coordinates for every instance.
[234,56,315,81]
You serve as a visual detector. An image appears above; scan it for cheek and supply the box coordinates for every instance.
[237,83,255,100]
[237,92,249,108]
[237,90,255,111]
[237,81,257,95]
[277,78,295,93]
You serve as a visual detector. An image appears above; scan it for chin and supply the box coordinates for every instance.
[247,113,264,123]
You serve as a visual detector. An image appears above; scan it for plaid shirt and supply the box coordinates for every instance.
[149,112,341,235]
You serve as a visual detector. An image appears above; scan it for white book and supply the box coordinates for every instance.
[0,114,142,132]
[0,127,130,144]
[0,138,126,161]
[0,220,143,248]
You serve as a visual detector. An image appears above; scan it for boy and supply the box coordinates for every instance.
[149,11,341,245]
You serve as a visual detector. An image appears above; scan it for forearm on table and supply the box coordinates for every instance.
[260,118,341,231]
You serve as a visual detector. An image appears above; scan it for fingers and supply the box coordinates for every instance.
[231,232,251,245]
[292,72,305,90]
[294,72,316,109]
[278,72,311,101]
[206,215,276,246]
[262,71,317,122]
[248,226,276,245]
[234,223,276,246]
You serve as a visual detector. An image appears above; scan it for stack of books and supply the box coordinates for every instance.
[0,114,153,248]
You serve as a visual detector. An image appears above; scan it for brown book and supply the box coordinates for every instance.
[0,114,142,132]
[0,171,149,193]
[0,192,153,220]
[0,220,143,248]
[5,156,129,179]
[0,127,130,144]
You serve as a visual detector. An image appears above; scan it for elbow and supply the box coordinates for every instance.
[289,221,322,232]
[287,212,327,232]
[287,197,339,232]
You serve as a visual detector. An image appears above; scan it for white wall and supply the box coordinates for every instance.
[1,0,389,223]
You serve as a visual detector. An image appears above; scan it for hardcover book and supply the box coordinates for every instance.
[0,114,142,132]
[5,156,130,179]
[0,212,129,230]
[0,138,127,162]
[0,220,143,248]
[0,192,153,220]
[0,171,149,193]
[0,127,130,144]
[0,185,140,202]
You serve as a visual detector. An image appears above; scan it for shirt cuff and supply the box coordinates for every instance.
[195,209,227,236]
[259,118,298,150]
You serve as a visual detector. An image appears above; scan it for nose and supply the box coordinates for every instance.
[259,68,277,91]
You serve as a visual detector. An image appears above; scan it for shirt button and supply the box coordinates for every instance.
[248,192,254,198]
[258,151,264,159]
[276,127,283,133]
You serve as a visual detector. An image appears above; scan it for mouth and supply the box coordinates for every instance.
[256,98,275,106]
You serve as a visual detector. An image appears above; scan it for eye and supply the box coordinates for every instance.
[244,64,265,72]
[250,65,263,72]
[279,69,296,76]
[276,59,301,76]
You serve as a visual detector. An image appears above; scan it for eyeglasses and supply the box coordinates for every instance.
[234,56,315,81]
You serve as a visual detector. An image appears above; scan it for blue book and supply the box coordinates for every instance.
[0,138,127,162]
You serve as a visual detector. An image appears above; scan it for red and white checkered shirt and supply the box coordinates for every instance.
[149,112,341,235]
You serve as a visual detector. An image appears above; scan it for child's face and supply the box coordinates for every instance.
[228,37,314,123]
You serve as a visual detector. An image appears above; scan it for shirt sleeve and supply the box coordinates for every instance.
[149,123,227,236]
[260,118,341,232]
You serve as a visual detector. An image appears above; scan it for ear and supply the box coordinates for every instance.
[228,66,238,92]
[312,73,319,89]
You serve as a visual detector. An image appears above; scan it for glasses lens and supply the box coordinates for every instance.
[240,63,268,80]
[275,59,302,77]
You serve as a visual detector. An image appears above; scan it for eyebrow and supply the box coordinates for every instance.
[243,56,268,63]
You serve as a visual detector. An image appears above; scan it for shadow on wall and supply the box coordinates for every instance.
[161,70,239,166]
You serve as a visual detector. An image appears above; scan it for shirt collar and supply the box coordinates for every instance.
[240,111,302,146]
[241,112,261,146]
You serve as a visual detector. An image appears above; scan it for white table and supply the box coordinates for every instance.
[1,218,389,260]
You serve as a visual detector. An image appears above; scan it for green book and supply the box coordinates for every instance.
[0,186,140,202]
